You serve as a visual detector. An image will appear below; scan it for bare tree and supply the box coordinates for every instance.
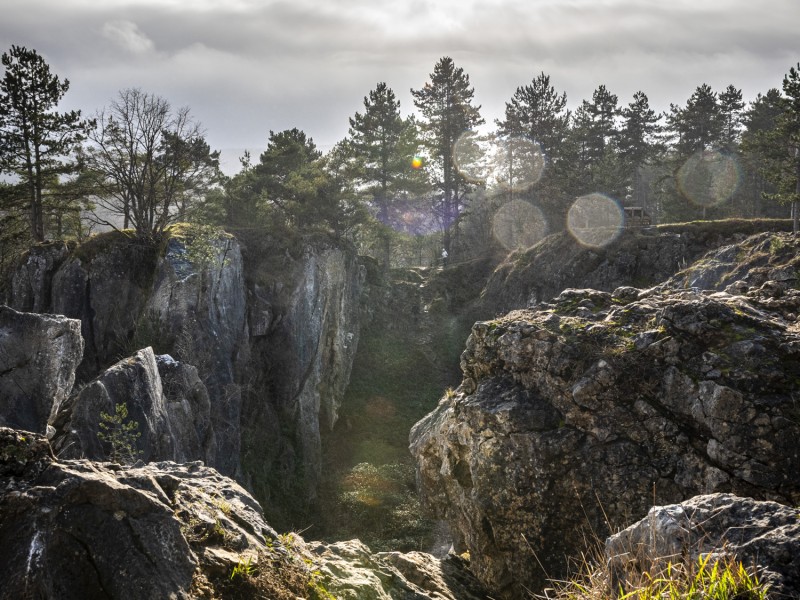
[84,88,220,238]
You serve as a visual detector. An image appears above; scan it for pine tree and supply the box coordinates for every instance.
[498,72,569,160]
[718,84,744,149]
[0,45,91,242]
[347,82,425,267]
[619,91,663,210]
[411,57,484,256]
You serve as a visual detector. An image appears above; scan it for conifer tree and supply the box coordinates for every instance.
[0,45,91,242]
[411,57,484,256]
[348,82,424,267]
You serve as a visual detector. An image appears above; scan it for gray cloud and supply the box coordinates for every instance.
[1,0,797,172]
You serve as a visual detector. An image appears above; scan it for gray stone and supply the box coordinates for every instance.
[0,306,83,433]
[50,347,216,466]
[606,494,800,599]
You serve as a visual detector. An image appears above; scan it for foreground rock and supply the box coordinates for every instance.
[411,286,800,598]
[1,427,485,599]
[606,493,800,598]
[0,306,83,433]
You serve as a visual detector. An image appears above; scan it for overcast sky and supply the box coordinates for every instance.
[2,0,797,174]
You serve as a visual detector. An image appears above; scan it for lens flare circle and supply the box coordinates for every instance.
[492,199,548,251]
[453,131,492,183]
[453,132,547,194]
[677,149,740,208]
[411,155,423,169]
[567,193,624,248]
[492,135,545,193]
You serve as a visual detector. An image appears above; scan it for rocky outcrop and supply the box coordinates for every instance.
[242,240,366,522]
[50,348,216,465]
[606,493,800,598]
[1,427,486,600]
[146,234,247,475]
[0,306,83,433]
[410,285,800,598]
[4,231,248,476]
[664,230,800,294]
[7,241,71,313]
[481,219,793,314]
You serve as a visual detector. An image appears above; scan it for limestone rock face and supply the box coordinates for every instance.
[304,540,489,600]
[606,493,800,598]
[0,306,83,433]
[410,287,800,598]
[242,241,366,516]
[8,241,71,313]
[4,232,247,475]
[0,427,484,600]
[146,235,247,475]
[50,348,216,465]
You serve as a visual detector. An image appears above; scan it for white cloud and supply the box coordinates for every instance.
[101,20,156,56]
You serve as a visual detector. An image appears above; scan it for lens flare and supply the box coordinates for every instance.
[677,149,740,209]
[453,132,546,193]
[411,155,423,170]
[492,136,545,194]
[453,131,492,183]
[567,193,624,248]
[492,199,548,251]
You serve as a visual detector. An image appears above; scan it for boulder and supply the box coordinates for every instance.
[605,493,800,598]
[411,287,800,598]
[0,306,83,433]
[0,428,197,599]
[50,348,215,465]
[303,539,489,599]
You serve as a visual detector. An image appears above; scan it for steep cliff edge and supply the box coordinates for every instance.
[4,230,247,474]
[411,282,800,597]
[241,239,366,526]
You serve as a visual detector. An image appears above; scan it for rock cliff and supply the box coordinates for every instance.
[411,282,800,597]
[3,230,366,511]
[242,240,366,523]
[0,427,488,599]
[3,231,247,473]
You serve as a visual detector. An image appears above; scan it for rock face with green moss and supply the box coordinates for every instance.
[0,427,488,600]
[410,284,800,598]
[0,306,83,433]
[2,231,367,507]
[606,493,800,598]
[3,231,248,475]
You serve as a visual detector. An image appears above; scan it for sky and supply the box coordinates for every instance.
[2,0,798,174]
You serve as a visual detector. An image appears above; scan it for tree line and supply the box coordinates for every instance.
[2,45,799,271]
